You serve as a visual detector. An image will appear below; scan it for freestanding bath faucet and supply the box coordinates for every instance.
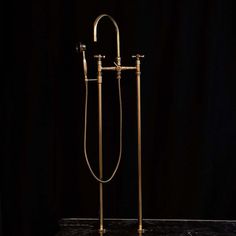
[78,14,144,233]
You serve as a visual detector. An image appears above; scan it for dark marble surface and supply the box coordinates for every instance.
[56,218,236,236]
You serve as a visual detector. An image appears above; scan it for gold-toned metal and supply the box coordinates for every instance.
[79,43,88,81]
[99,229,106,235]
[94,55,104,84]
[138,229,145,234]
[80,14,145,233]
[97,55,105,233]
[93,14,121,79]
[133,54,145,233]
[102,65,136,71]
[94,14,120,232]
[83,55,122,184]
[93,14,120,64]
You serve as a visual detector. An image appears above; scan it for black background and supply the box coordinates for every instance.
[2,0,235,236]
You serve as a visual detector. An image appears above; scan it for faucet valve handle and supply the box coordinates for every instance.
[132,54,145,59]
[94,55,106,60]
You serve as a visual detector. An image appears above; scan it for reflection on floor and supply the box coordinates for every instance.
[56,218,236,236]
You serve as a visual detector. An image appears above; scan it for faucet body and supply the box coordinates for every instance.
[79,14,144,233]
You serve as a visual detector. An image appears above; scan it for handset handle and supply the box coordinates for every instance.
[76,43,88,81]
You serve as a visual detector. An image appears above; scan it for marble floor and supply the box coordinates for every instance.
[56,218,236,236]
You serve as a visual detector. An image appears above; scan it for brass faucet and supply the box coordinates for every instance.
[79,14,144,234]
[93,14,121,66]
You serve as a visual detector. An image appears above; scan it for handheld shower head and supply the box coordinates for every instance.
[79,43,88,81]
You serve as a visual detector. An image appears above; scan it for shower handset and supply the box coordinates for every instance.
[79,43,88,81]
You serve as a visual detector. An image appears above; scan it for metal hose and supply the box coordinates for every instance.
[83,78,123,183]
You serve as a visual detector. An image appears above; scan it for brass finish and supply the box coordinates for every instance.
[97,56,105,233]
[94,14,120,233]
[79,43,88,81]
[93,14,121,66]
[93,14,121,79]
[133,54,145,233]
[102,65,136,71]
[83,55,122,184]
[80,14,145,233]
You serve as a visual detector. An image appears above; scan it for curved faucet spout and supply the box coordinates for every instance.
[93,14,121,65]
